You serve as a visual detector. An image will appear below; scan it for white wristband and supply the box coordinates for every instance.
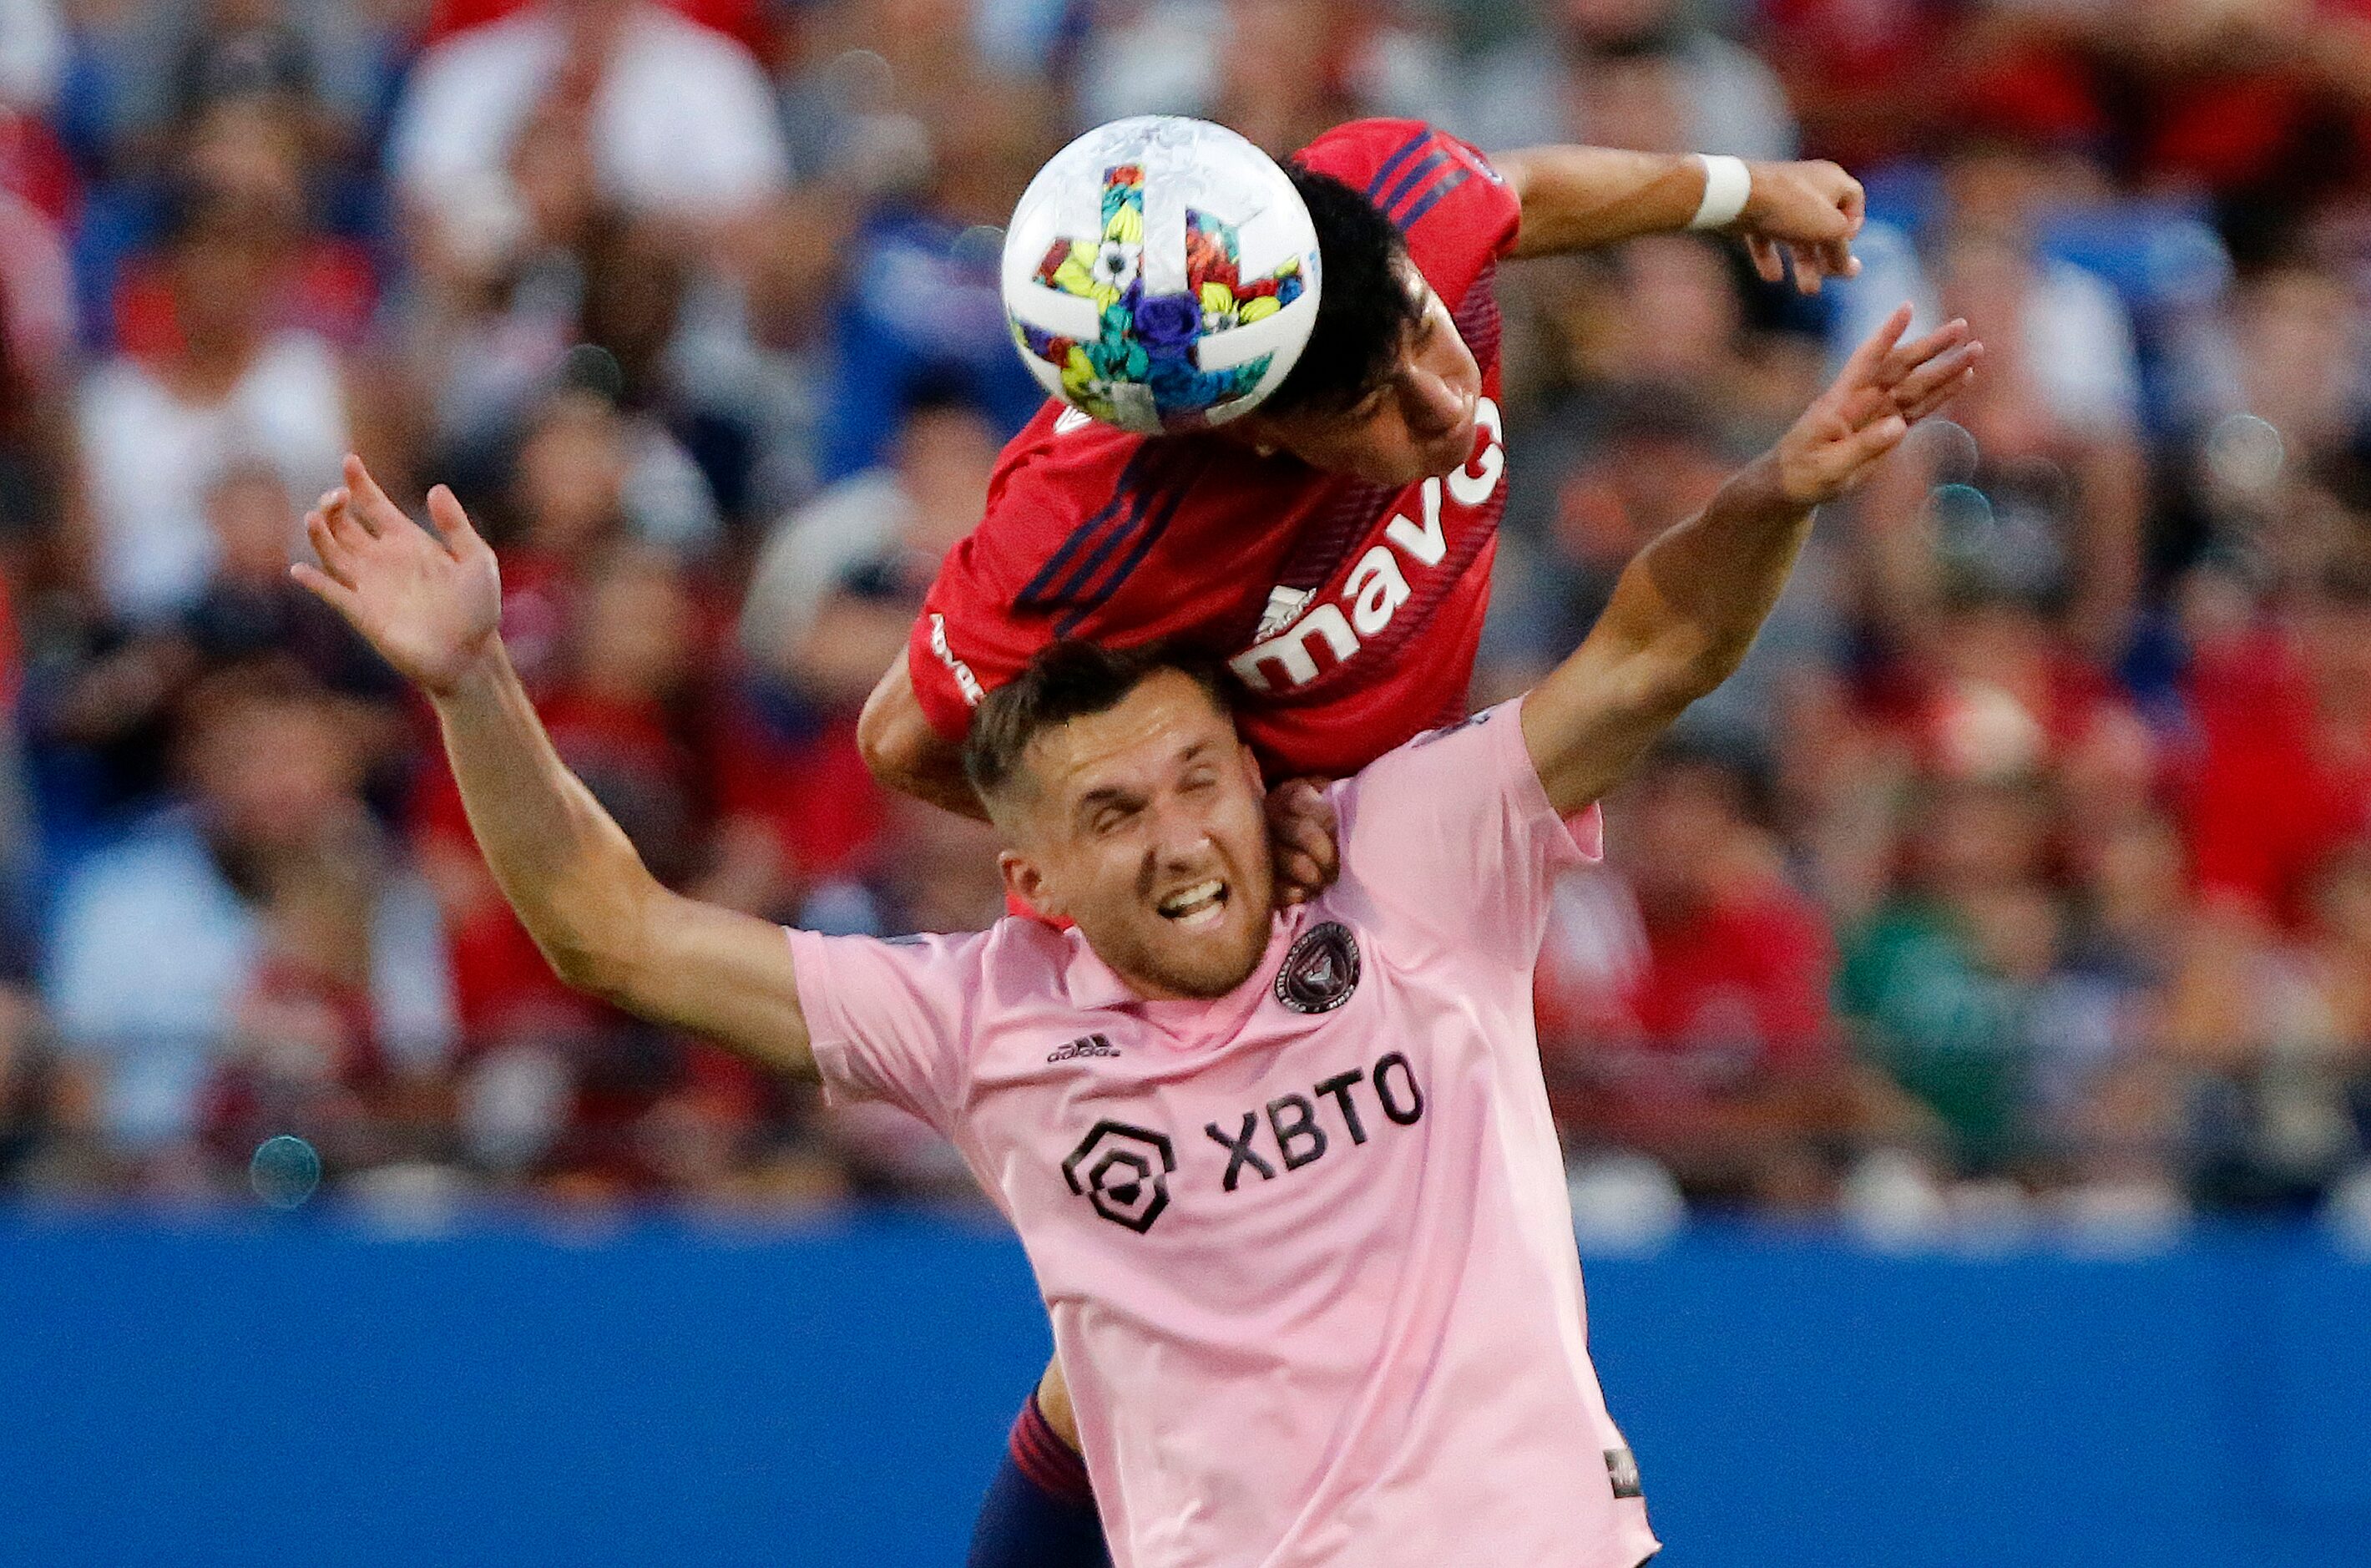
[1687,154,1751,231]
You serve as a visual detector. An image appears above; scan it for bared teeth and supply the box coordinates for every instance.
[1159,878,1226,918]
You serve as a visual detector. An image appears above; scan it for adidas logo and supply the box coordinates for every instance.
[1048,1033,1121,1064]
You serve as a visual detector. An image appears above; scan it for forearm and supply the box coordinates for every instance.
[1523,456,1814,811]
[1499,146,1710,258]
[431,644,661,989]
[1615,453,1813,685]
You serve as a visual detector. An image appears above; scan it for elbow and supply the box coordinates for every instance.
[539,929,638,1005]
[533,874,660,1005]
[855,680,907,789]
[857,655,945,795]
[1645,627,1755,711]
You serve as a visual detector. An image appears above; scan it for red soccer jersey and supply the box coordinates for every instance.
[908,119,1522,781]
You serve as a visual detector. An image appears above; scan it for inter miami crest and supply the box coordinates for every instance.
[1062,1120,1175,1234]
[1276,922,1361,1014]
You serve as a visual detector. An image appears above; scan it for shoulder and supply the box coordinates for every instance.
[1295,119,1516,295]
[1293,118,1438,188]
[1295,119,1506,210]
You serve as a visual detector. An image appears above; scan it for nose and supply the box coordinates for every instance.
[1401,368,1469,439]
[1145,793,1214,873]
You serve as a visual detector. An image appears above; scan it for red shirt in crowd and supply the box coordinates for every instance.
[2181,628,2371,922]
[1534,872,1838,1140]
[909,119,1522,781]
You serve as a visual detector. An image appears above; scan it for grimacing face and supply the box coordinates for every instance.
[992,671,1277,1001]
[1241,261,1482,488]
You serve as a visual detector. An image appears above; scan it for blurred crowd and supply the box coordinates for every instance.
[1,0,2368,1237]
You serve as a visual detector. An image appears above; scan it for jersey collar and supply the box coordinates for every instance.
[1059,910,1302,1027]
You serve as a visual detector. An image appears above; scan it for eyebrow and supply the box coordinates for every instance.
[1070,741,1214,819]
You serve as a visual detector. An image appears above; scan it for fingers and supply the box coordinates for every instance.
[1745,234,1784,285]
[425,483,484,555]
[341,453,409,539]
[1835,173,1866,233]
[1899,364,1978,427]
[305,497,362,583]
[1785,241,1826,295]
[1836,303,1914,392]
[1265,776,1341,902]
[1880,318,1970,386]
[289,560,362,620]
[1838,412,1909,472]
[1888,339,1984,417]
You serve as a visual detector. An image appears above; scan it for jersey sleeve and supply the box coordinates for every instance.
[1294,119,1522,311]
[786,926,985,1136]
[1327,700,1603,970]
[905,427,1122,741]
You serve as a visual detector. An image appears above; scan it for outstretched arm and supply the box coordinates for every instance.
[1521,306,1980,815]
[294,458,816,1077]
[1494,145,1864,291]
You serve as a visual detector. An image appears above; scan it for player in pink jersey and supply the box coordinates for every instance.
[291,300,1976,1567]
[865,118,1875,1563]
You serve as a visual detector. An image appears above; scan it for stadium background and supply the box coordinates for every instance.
[2,0,2369,1562]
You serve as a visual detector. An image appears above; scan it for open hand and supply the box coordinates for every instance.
[291,455,503,697]
[1266,777,1340,907]
[1735,159,1864,294]
[1771,305,1981,507]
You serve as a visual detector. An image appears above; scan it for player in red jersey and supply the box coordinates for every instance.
[861,120,1868,802]
[853,119,1887,1568]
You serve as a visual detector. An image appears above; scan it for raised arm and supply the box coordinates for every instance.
[1521,306,1980,815]
[1493,144,1864,291]
[294,458,816,1077]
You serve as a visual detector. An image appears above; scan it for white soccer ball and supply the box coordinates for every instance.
[1001,115,1322,435]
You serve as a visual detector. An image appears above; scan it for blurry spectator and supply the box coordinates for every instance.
[0,0,62,116]
[482,382,719,692]
[1539,747,1899,1206]
[71,183,374,626]
[39,460,400,818]
[1843,147,2149,658]
[0,183,68,387]
[1837,774,2075,1173]
[61,0,385,180]
[42,670,452,1175]
[2180,556,2371,923]
[741,385,996,711]
[734,387,998,904]
[0,983,76,1191]
[811,66,1054,479]
[1074,0,1449,154]
[2160,845,2371,1206]
[387,0,790,273]
[1455,0,1796,160]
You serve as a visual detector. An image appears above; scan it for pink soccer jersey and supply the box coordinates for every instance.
[788,703,1659,1568]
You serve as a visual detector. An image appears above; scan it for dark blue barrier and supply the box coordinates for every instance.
[1,1214,2366,1568]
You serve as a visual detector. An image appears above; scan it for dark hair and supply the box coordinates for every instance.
[962,640,1229,802]
[1257,166,1424,420]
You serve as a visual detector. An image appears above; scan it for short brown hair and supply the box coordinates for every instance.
[961,641,1229,803]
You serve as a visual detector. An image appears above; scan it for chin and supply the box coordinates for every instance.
[1137,913,1271,999]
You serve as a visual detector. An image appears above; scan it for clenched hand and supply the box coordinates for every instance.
[1732,159,1865,294]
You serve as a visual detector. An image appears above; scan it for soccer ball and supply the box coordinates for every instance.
[1001,116,1322,436]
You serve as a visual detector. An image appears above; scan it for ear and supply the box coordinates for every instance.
[1237,741,1264,792]
[999,848,1061,923]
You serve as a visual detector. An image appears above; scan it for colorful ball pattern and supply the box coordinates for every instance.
[1001,118,1322,435]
